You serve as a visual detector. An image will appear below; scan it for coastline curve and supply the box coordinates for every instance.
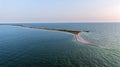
[0,24,92,45]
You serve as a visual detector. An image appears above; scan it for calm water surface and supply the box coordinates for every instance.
[0,23,120,67]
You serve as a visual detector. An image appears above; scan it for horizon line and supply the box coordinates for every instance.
[0,21,120,23]
[0,20,120,23]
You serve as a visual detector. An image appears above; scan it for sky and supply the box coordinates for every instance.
[0,0,120,22]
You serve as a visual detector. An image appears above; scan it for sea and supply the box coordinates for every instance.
[0,23,120,67]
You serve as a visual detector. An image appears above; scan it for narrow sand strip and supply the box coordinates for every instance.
[0,24,92,45]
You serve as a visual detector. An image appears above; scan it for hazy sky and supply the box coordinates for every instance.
[0,0,120,22]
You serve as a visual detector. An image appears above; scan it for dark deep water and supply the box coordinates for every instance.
[0,23,120,67]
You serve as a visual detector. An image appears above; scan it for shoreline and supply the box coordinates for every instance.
[0,24,91,45]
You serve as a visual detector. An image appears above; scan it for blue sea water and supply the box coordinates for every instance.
[0,23,120,67]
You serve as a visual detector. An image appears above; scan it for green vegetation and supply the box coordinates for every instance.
[0,24,89,35]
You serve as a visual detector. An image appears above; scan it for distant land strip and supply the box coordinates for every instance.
[0,24,92,45]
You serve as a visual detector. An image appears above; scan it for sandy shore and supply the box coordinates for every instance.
[0,24,91,45]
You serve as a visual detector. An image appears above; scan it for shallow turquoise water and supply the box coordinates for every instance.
[0,23,120,67]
